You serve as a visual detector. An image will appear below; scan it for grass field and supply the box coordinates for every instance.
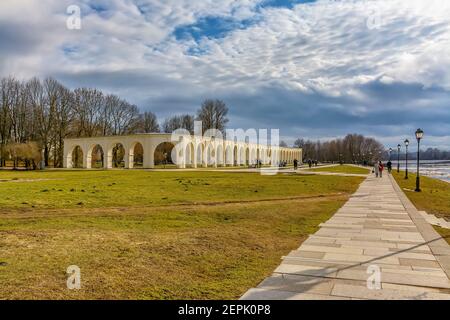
[308,164,370,175]
[392,171,450,245]
[392,171,450,218]
[0,170,364,299]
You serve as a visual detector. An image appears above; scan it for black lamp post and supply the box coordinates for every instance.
[404,139,409,180]
[389,148,393,161]
[415,129,424,192]
[397,144,401,173]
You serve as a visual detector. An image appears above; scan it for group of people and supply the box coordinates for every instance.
[307,159,319,168]
[253,160,263,168]
[374,160,393,178]
[278,161,288,168]
[279,159,300,170]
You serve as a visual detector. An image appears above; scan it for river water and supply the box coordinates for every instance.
[390,160,450,183]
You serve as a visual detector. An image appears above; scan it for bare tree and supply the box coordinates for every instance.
[72,88,104,137]
[136,111,160,133]
[0,77,14,166]
[294,134,385,163]
[52,84,74,167]
[162,114,194,133]
[110,99,139,135]
[196,99,229,133]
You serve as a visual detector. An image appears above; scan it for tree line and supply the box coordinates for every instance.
[294,134,386,164]
[0,76,229,168]
[391,148,450,161]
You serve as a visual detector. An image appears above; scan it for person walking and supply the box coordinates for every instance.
[294,159,298,171]
[374,162,380,178]
[387,160,392,174]
[379,161,384,178]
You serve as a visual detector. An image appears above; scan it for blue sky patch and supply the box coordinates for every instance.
[174,16,256,42]
[173,0,317,42]
[260,0,317,9]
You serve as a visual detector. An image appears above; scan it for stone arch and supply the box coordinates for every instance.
[225,145,233,166]
[233,145,239,166]
[239,146,246,166]
[66,145,83,169]
[245,147,250,166]
[129,142,144,169]
[185,142,195,168]
[197,143,205,167]
[216,144,224,166]
[267,148,272,165]
[154,142,175,167]
[107,142,126,169]
[88,144,105,169]
[250,148,257,166]
[205,143,215,167]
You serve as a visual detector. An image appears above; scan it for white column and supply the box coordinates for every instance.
[143,141,155,169]
[125,149,132,169]
[85,148,92,169]
[105,144,113,169]
[193,144,198,169]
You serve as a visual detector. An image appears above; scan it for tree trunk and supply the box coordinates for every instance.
[44,144,49,167]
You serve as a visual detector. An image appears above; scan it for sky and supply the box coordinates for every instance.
[1,0,450,149]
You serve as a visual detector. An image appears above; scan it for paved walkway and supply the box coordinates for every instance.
[242,174,450,300]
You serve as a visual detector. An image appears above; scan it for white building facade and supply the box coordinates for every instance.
[63,133,302,169]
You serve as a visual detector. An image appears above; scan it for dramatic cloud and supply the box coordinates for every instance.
[1,0,450,148]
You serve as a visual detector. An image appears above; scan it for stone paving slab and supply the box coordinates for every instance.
[241,174,450,300]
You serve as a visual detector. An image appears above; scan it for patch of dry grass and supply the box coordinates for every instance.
[0,170,364,299]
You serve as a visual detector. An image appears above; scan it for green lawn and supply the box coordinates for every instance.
[392,171,450,246]
[0,170,361,210]
[308,165,370,175]
[0,170,364,299]
[392,171,450,218]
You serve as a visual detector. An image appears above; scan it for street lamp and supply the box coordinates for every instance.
[404,139,409,180]
[415,129,424,192]
[389,148,393,161]
[397,144,401,173]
